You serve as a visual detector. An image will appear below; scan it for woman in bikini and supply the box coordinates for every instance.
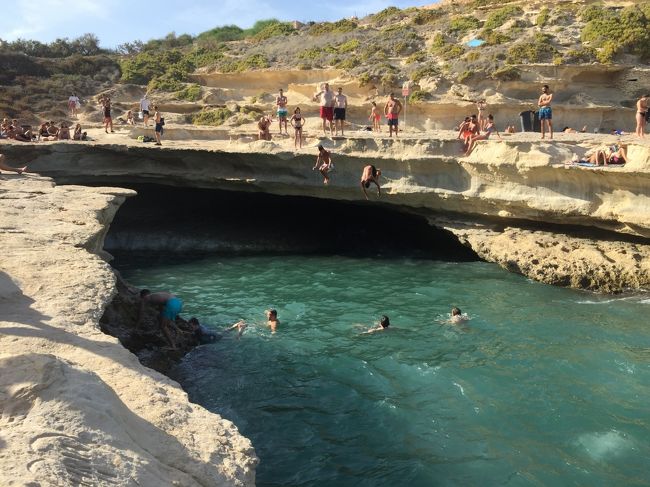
[464,114,502,156]
[369,101,381,132]
[635,94,648,138]
[290,107,304,149]
[476,99,487,131]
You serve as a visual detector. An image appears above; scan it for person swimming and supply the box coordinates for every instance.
[266,309,280,332]
[362,315,391,334]
[450,307,469,324]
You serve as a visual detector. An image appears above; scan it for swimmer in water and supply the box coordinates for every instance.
[224,320,248,338]
[450,307,469,324]
[266,309,280,332]
[362,315,391,334]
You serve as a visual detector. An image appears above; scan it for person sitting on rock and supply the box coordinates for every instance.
[258,115,272,141]
[464,114,502,156]
[57,122,71,140]
[73,123,87,141]
[138,289,185,350]
[0,153,27,175]
[47,121,59,138]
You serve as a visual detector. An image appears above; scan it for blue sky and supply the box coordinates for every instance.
[1,0,435,48]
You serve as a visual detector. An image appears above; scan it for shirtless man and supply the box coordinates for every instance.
[384,93,403,137]
[313,144,333,184]
[276,88,288,135]
[313,83,335,136]
[266,309,280,333]
[140,94,151,127]
[333,87,348,136]
[360,164,381,200]
[138,290,184,349]
[538,84,553,140]
[0,153,27,175]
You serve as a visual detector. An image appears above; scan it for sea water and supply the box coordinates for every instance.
[114,254,650,486]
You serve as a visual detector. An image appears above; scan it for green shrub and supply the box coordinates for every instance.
[309,19,357,36]
[458,70,473,83]
[405,51,427,64]
[464,51,480,62]
[148,75,184,92]
[580,5,609,23]
[220,54,270,73]
[484,6,523,30]
[449,16,480,33]
[412,9,442,25]
[252,22,295,42]
[597,40,620,64]
[337,39,360,53]
[176,83,201,101]
[411,63,439,82]
[372,7,404,24]
[192,108,233,126]
[358,73,373,87]
[408,89,430,103]
[184,47,224,68]
[492,65,520,80]
[581,5,650,60]
[196,25,244,42]
[506,33,558,63]
[536,7,550,27]
[298,47,323,61]
[336,57,360,70]
[480,29,510,46]
[564,47,597,63]
[430,33,465,60]
[380,72,398,89]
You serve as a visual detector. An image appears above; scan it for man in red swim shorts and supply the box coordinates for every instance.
[313,83,335,136]
[384,92,403,138]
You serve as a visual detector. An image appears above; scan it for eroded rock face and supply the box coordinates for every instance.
[440,220,650,294]
[0,176,257,486]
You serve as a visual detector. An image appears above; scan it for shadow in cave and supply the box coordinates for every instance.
[104,184,479,263]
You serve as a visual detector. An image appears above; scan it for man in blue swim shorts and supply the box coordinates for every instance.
[537,84,553,140]
[276,88,288,135]
[138,289,184,349]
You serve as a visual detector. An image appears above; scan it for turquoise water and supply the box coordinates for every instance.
[115,255,650,486]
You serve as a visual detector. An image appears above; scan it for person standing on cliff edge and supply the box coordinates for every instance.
[276,88,288,135]
[313,83,335,136]
[138,290,184,349]
[538,84,553,140]
[384,93,403,138]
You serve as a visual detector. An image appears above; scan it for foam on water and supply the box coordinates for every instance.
[576,430,634,461]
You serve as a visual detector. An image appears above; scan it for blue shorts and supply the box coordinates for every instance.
[162,297,183,321]
[277,109,288,118]
[539,107,552,120]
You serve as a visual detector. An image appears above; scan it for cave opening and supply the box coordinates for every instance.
[104,184,479,262]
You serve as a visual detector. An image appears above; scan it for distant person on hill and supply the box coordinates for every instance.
[313,144,333,185]
[103,97,114,133]
[138,290,184,349]
[276,88,289,135]
[476,99,487,131]
[0,153,27,175]
[154,105,164,145]
[360,164,381,200]
[258,115,272,141]
[333,87,348,136]
[140,94,151,127]
[635,94,648,138]
[538,84,553,140]
[266,309,280,333]
[68,93,80,117]
[464,114,501,156]
[313,83,335,136]
[369,101,381,132]
[384,93,403,137]
[290,107,304,149]
[362,315,391,334]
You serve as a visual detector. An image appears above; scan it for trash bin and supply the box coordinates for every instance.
[519,110,542,132]
[519,110,534,132]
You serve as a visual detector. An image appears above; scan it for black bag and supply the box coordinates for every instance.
[160,117,165,126]
[645,111,650,123]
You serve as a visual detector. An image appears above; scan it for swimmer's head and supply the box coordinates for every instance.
[380,315,390,328]
[267,309,278,319]
[451,307,461,316]
[139,289,151,298]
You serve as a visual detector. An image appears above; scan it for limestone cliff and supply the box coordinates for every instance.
[0,175,257,486]
[2,133,649,293]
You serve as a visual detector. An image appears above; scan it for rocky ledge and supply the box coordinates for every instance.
[0,175,257,486]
